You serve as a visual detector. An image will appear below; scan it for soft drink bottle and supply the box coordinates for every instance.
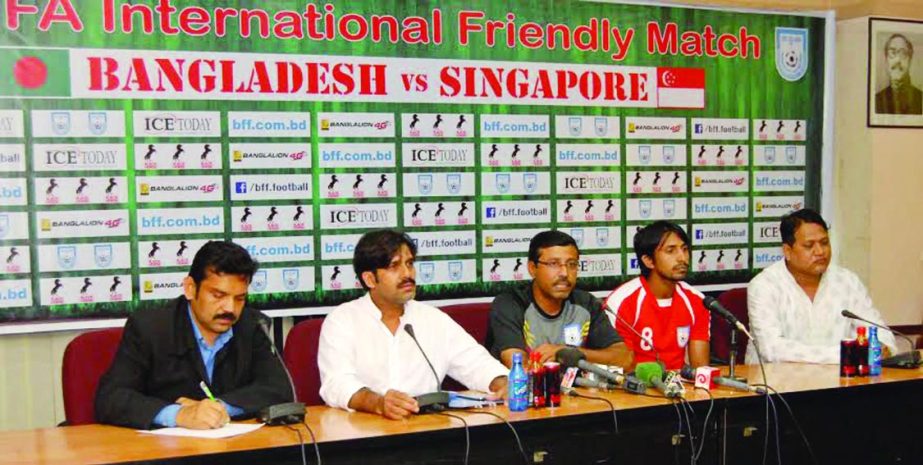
[531,351,545,408]
[856,326,870,376]
[507,352,529,412]
[868,327,882,376]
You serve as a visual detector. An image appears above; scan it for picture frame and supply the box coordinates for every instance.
[868,17,923,128]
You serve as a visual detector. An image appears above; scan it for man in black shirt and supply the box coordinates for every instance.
[95,241,292,429]
[487,230,631,367]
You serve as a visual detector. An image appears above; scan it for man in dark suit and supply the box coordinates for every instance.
[96,241,292,429]
[875,33,923,115]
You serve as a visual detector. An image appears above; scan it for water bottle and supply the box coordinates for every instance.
[868,327,882,376]
[508,352,529,412]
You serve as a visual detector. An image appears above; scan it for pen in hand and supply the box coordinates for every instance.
[199,380,216,401]
[199,381,230,427]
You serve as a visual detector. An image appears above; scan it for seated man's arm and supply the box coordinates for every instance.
[687,341,710,368]
[212,321,294,415]
[688,296,711,368]
[317,312,418,419]
[489,293,528,368]
[576,343,632,367]
[95,317,175,429]
[582,299,632,367]
[348,388,418,420]
[444,312,510,396]
[748,280,838,363]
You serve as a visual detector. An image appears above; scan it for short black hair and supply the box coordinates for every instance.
[885,33,914,58]
[780,208,828,246]
[633,221,690,278]
[353,229,417,290]
[528,230,579,264]
[188,241,259,289]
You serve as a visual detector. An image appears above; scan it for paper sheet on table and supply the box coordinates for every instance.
[139,422,264,439]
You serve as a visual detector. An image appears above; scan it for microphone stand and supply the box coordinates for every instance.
[727,325,745,382]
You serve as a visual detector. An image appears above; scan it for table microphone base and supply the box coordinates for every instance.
[259,402,306,425]
[881,350,923,369]
[414,391,450,413]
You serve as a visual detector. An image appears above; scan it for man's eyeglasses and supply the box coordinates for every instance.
[537,260,580,272]
[887,48,910,59]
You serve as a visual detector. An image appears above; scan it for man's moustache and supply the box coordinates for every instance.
[214,313,236,321]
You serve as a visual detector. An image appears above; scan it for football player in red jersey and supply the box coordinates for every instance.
[604,221,710,370]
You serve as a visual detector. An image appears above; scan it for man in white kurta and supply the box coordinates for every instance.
[746,210,897,364]
[318,229,508,419]
[319,293,508,410]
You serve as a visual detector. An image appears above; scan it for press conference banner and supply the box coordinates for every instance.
[0,1,825,324]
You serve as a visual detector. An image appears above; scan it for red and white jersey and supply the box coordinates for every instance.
[603,276,710,370]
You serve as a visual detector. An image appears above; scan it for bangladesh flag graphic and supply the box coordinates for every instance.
[0,48,70,97]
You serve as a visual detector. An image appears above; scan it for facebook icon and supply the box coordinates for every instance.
[235,182,248,194]
[486,207,497,218]
[694,123,704,133]
[695,229,704,240]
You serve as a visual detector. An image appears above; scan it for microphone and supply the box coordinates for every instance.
[635,362,682,398]
[404,324,452,412]
[575,377,617,390]
[601,303,663,366]
[404,324,442,390]
[703,296,753,339]
[556,347,647,395]
[841,310,922,368]
[680,366,767,394]
[255,314,306,425]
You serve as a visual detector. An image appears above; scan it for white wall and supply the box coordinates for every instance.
[0,331,74,429]
[834,18,923,326]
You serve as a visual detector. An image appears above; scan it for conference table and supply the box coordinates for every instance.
[4,363,921,465]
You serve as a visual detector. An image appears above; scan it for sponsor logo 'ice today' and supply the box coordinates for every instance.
[143,115,215,133]
[39,146,123,170]
[133,111,220,137]
[0,112,23,138]
[578,255,622,277]
[321,204,397,229]
[559,173,620,193]
[406,145,473,165]
[328,208,391,224]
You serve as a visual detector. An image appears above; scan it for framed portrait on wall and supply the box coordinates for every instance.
[868,18,923,128]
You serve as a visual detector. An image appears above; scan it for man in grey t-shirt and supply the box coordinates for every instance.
[487,231,631,367]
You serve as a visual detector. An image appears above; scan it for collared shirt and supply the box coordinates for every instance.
[745,260,898,364]
[604,276,710,370]
[153,307,244,427]
[318,294,509,411]
[488,284,621,359]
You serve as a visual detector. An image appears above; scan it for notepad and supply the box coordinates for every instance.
[139,422,264,439]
